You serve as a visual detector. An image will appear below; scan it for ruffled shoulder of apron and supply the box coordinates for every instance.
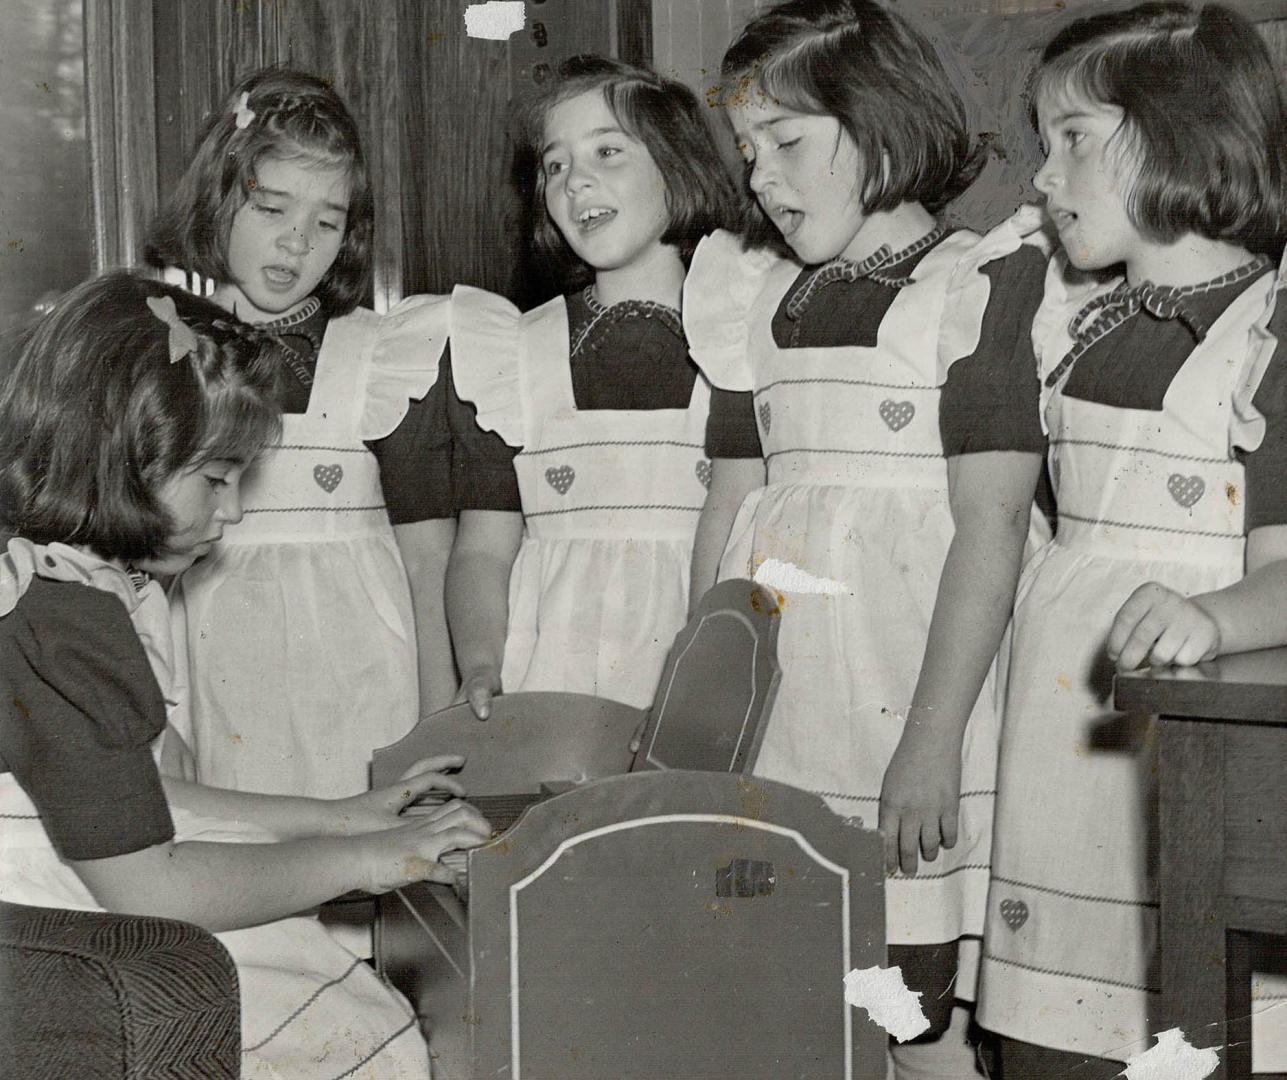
[449,284,526,448]
[359,294,451,441]
[1231,253,1287,455]
[937,205,1052,383]
[1032,250,1122,374]
[682,229,788,392]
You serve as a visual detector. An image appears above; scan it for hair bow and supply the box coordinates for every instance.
[146,295,200,363]
[234,91,256,130]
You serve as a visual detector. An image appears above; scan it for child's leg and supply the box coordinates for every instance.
[887,943,981,1079]
[889,1003,981,1080]
[991,1036,1122,1080]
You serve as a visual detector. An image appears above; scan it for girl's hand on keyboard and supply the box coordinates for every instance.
[331,755,469,835]
[359,801,493,892]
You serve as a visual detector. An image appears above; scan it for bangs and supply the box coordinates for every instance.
[1031,49,1116,131]
[252,139,362,201]
[272,137,358,178]
[595,82,650,144]
[1031,66,1139,172]
[716,53,827,117]
[187,362,282,472]
[191,392,281,470]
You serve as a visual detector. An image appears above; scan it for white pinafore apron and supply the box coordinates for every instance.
[502,297,711,709]
[978,261,1287,1066]
[177,310,419,798]
[715,230,1003,961]
[0,539,429,1080]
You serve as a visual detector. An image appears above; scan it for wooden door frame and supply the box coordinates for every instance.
[85,0,157,273]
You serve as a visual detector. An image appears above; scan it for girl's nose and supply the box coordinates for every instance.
[564,158,595,192]
[277,225,311,255]
[219,483,244,526]
[1033,156,1057,197]
[748,158,773,196]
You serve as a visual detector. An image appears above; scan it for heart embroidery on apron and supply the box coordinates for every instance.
[999,898,1029,931]
[313,464,343,493]
[879,399,915,432]
[1167,473,1205,508]
[758,400,772,433]
[696,459,713,489]
[545,465,575,495]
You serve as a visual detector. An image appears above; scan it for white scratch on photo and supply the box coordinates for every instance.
[463,2,525,40]
[843,965,930,1042]
[754,557,848,595]
[1123,1028,1220,1080]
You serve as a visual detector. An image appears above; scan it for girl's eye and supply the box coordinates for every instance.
[1065,129,1086,149]
[252,202,282,216]
[318,219,342,233]
[544,160,565,177]
[597,145,622,159]
[777,137,801,152]
[205,474,228,491]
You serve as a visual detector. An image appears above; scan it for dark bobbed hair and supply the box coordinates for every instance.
[1033,2,1286,255]
[0,272,283,564]
[519,55,744,268]
[144,67,373,315]
[719,0,984,250]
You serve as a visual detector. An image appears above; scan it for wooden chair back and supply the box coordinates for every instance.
[631,578,781,774]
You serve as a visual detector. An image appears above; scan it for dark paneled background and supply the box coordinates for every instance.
[96,0,650,310]
[79,0,1287,314]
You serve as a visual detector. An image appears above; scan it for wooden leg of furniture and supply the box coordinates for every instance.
[376,882,471,1080]
[1226,930,1254,1080]
[1157,718,1227,1077]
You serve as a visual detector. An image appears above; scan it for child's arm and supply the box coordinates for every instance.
[880,450,1041,875]
[1108,524,1287,669]
[445,509,524,718]
[394,518,459,713]
[69,798,491,933]
[689,457,765,613]
[162,755,470,839]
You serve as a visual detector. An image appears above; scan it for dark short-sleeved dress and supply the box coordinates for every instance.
[683,209,1054,1008]
[977,250,1287,1064]
[176,295,451,797]
[449,284,710,707]
[0,537,432,1077]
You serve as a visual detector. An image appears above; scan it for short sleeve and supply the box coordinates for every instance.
[1030,253,1120,414]
[1,579,174,860]
[449,285,525,448]
[706,389,763,459]
[939,244,1049,457]
[938,206,1049,380]
[682,230,783,392]
[446,345,522,512]
[1239,273,1287,532]
[360,294,451,442]
[366,347,454,524]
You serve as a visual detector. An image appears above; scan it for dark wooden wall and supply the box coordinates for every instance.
[654,0,1287,234]
[91,0,651,310]
[85,0,1285,307]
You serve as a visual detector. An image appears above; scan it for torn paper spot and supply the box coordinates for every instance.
[463,1,525,40]
[1123,1028,1219,1080]
[843,965,930,1042]
[754,557,848,595]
